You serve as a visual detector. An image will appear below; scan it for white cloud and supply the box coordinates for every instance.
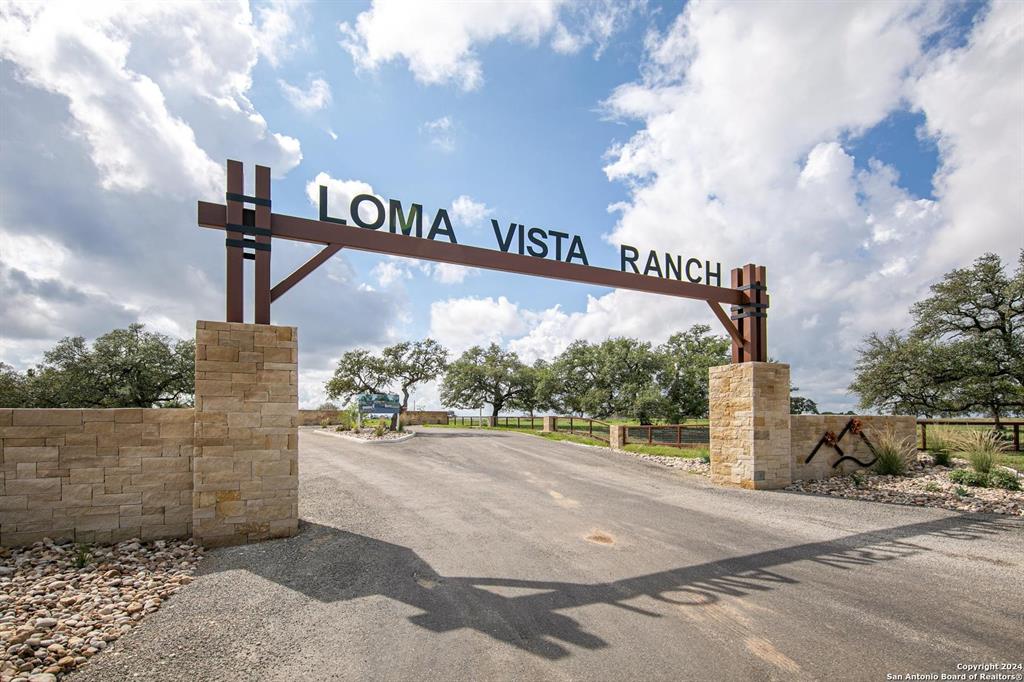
[305,172,377,223]
[450,195,492,227]
[372,260,413,287]
[909,0,1024,269]
[279,76,332,111]
[422,1,1022,412]
[341,1,562,90]
[420,116,456,152]
[0,4,397,394]
[255,0,305,68]
[431,263,479,285]
[0,1,301,198]
[429,296,531,354]
[339,0,639,90]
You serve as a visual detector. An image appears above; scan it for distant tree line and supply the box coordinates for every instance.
[325,324,821,422]
[0,324,195,408]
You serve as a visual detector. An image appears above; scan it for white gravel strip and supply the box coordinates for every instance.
[310,428,416,444]
[0,538,201,681]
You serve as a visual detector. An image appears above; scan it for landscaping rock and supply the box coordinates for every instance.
[786,454,1024,516]
[0,538,202,680]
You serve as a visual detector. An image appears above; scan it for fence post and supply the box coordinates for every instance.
[676,425,681,447]
[542,416,556,433]
[648,427,653,444]
[609,424,624,449]
[1015,424,1020,452]
[921,422,927,450]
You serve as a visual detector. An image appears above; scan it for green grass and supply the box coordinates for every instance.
[420,422,541,432]
[536,431,608,447]
[623,443,709,459]
[998,452,1024,473]
[424,422,712,460]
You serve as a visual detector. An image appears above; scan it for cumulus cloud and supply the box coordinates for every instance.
[426,2,1022,411]
[450,195,492,228]
[279,76,332,111]
[429,296,531,354]
[0,2,301,197]
[305,172,377,223]
[339,0,640,90]
[909,0,1024,269]
[420,116,456,152]
[0,3,397,408]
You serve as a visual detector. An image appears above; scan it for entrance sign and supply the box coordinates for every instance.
[197,160,768,363]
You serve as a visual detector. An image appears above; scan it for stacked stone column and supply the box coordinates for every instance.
[193,321,298,547]
[709,362,792,489]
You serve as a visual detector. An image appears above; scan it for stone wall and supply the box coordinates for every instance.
[1,408,194,546]
[297,409,349,427]
[402,411,450,425]
[709,362,792,489]
[192,321,299,547]
[791,415,917,481]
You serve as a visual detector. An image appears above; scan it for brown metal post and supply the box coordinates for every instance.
[730,264,768,363]
[921,423,927,450]
[225,161,244,323]
[254,165,272,324]
[1014,424,1019,451]
[731,267,743,363]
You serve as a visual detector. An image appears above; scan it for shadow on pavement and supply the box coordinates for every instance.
[204,514,1017,661]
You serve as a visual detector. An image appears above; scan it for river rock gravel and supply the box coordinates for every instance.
[786,455,1024,516]
[0,538,201,681]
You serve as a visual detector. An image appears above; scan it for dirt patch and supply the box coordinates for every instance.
[585,531,615,545]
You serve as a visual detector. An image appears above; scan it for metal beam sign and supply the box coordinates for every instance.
[197,160,768,362]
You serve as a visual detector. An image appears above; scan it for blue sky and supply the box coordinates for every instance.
[1,0,1021,412]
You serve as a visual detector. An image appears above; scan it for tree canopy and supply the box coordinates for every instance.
[382,339,449,409]
[326,339,448,408]
[0,324,195,408]
[851,251,1024,422]
[439,343,533,417]
[657,325,730,421]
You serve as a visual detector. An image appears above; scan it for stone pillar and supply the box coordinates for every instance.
[193,321,299,547]
[709,362,791,489]
[542,416,556,433]
[609,424,625,450]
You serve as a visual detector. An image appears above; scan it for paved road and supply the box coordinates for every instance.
[73,428,1023,681]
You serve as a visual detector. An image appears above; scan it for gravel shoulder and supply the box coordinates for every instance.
[66,428,1023,681]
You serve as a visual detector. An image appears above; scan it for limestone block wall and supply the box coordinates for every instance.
[193,321,299,547]
[0,408,194,547]
[402,411,450,425]
[791,415,918,481]
[709,362,792,489]
[297,409,349,426]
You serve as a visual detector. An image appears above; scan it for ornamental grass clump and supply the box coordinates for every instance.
[870,427,914,476]
[927,427,955,467]
[950,429,1007,474]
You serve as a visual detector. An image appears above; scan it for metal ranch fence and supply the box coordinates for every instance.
[554,417,610,443]
[624,424,710,448]
[449,416,543,430]
[917,419,1022,452]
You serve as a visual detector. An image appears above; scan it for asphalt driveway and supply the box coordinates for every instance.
[72,428,1023,681]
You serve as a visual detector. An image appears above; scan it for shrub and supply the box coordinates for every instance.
[335,425,349,432]
[953,485,971,498]
[851,471,866,488]
[870,427,914,476]
[373,418,388,438]
[989,469,1021,491]
[923,481,941,493]
[927,427,954,466]
[699,453,711,464]
[319,417,331,428]
[949,430,1007,474]
[948,469,989,487]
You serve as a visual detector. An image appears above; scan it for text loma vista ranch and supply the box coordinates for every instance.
[319,187,723,286]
